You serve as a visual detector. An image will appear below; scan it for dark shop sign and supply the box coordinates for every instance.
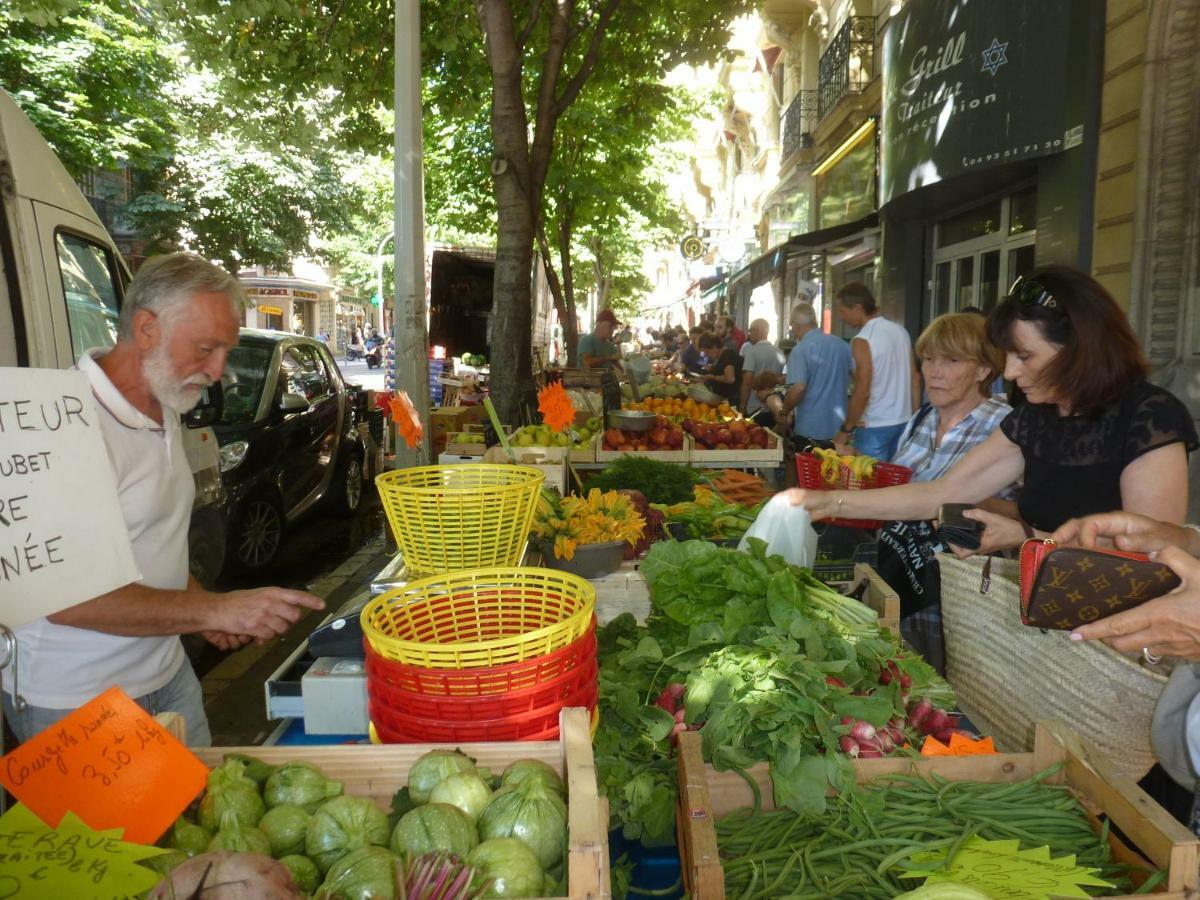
[880,0,1085,204]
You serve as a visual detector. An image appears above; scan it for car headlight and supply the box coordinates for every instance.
[218,440,250,472]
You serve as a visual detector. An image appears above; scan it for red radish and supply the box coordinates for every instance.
[923,709,950,735]
[825,676,847,688]
[840,715,855,727]
[908,698,934,730]
[933,728,957,744]
[655,683,685,714]
[674,708,686,724]
[849,721,877,744]
[839,736,860,757]
[876,732,895,753]
[899,673,912,691]
[858,749,884,759]
[879,668,894,686]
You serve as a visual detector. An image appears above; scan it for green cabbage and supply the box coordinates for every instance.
[198,779,265,832]
[478,780,568,869]
[207,810,271,856]
[259,803,312,857]
[468,838,545,898]
[168,818,211,858]
[430,773,493,824]
[390,803,478,860]
[500,759,565,796]
[314,846,398,899]
[407,750,478,804]
[280,854,321,894]
[306,795,391,874]
[265,762,344,813]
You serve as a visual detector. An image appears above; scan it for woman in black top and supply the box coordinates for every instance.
[699,333,742,405]
[786,266,1197,554]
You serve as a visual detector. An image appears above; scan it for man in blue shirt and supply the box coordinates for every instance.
[780,302,852,444]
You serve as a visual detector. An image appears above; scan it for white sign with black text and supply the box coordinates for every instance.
[0,368,139,627]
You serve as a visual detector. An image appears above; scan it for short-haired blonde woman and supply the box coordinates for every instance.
[875,312,1015,672]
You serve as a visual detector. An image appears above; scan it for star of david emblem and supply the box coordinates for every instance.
[981,37,1008,76]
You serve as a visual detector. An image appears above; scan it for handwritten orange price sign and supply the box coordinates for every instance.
[0,687,208,844]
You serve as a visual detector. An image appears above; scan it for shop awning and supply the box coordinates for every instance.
[787,213,879,252]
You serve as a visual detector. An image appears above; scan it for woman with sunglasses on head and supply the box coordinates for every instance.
[786,265,1197,555]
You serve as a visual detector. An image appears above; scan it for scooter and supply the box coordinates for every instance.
[345,342,367,362]
[365,336,384,369]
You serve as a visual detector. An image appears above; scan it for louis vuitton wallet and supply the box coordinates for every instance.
[1019,539,1181,630]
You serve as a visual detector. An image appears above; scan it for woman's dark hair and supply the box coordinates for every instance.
[836,282,878,314]
[987,265,1148,416]
[699,333,721,350]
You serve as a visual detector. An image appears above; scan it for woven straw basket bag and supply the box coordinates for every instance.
[938,553,1169,781]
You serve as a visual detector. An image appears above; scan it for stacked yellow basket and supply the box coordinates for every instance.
[366,464,598,742]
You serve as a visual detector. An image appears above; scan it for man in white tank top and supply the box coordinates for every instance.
[834,283,921,462]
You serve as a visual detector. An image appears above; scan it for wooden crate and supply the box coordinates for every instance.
[594,433,692,464]
[191,708,610,900]
[676,720,1200,900]
[445,423,505,456]
[591,559,651,625]
[855,561,900,635]
[688,429,784,465]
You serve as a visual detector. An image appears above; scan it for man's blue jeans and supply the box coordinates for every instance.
[854,422,907,462]
[2,659,212,747]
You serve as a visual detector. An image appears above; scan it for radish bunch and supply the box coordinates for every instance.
[654,683,697,741]
[907,697,963,745]
[837,716,908,759]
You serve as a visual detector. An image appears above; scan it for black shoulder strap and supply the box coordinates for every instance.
[912,402,934,431]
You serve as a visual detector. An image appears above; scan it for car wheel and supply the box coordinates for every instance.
[329,451,364,517]
[232,493,285,570]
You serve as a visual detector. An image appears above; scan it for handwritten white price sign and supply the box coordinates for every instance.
[0,368,139,627]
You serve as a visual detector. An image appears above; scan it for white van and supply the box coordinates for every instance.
[0,88,227,584]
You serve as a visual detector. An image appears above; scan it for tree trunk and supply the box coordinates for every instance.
[536,226,578,367]
[476,0,536,424]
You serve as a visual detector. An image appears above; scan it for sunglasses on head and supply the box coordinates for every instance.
[1007,275,1057,309]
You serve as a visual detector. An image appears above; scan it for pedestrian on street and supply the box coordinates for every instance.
[578,308,625,372]
[1,253,325,748]
[780,302,853,447]
[739,318,785,417]
[835,283,921,461]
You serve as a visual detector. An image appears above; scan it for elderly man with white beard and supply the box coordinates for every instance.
[1,253,325,747]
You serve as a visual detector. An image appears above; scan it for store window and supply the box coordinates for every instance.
[55,232,122,362]
[931,190,1036,318]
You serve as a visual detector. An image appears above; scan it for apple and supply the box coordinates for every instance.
[605,428,624,446]
[666,430,684,449]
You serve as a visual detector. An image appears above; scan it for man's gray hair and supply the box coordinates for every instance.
[791,302,818,327]
[119,252,245,340]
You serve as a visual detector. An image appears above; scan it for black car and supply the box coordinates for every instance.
[215,330,368,571]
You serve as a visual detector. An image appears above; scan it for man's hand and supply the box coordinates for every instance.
[210,587,325,644]
[1052,512,1199,555]
[201,631,253,651]
[1071,545,1200,659]
[947,508,1027,558]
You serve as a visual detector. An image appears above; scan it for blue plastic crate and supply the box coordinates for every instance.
[608,829,683,899]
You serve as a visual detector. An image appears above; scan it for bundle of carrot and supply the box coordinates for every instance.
[705,469,774,507]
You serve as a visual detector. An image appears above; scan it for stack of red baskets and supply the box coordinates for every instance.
[359,567,599,743]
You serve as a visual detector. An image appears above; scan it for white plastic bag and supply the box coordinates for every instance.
[736,493,818,567]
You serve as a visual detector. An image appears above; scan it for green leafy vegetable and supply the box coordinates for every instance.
[583,455,699,505]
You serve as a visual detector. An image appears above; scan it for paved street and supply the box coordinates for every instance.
[336,354,387,393]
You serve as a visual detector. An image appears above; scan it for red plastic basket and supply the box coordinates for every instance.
[795,453,913,530]
[369,682,598,743]
[368,658,598,721]
[363,621,596,697]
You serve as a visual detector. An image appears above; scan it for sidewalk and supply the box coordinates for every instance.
[200,536,394,746]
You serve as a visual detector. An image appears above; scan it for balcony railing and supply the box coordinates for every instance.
[818,16,876,121]
[782,89,818,160]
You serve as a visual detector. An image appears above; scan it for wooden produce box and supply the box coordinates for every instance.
[192,708,610,900]
[510,442,593,464]
[444,423,505,456]
[853,561,900,635]
[594,432,692,464]
[675,720,1200,900]
[592,558,651,625]
[688,429,784,466]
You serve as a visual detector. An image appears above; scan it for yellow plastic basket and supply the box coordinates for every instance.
[360,567,596,668]
[374,464,545,574]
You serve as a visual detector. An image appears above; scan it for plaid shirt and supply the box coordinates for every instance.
[891,396,1017,498]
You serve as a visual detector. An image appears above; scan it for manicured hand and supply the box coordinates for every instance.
[1052,511,1197,554]
[947,508,1027,559]
[1071,545,1200,659]
[213,587,325,644]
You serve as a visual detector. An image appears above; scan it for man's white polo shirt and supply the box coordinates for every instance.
[8,349,191,708]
